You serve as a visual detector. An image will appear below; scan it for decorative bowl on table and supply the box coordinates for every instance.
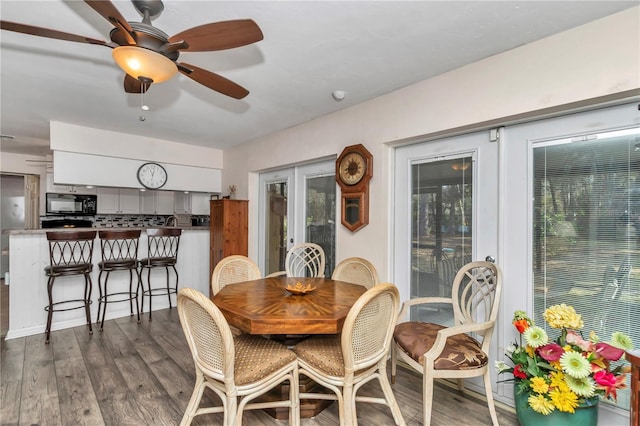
[285,282,317,295]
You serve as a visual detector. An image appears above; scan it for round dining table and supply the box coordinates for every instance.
[212,275,368,420]
[211,276,368,335]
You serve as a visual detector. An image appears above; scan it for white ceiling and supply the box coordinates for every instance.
[1,1,636,157]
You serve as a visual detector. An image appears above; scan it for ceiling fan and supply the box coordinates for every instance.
[0,0,263,99]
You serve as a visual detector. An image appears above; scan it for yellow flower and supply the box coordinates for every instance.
[549,389,579,413]
[549,371,570,392]
[526,345,536,358]
[543,304,584,329]
[528,394,555,415]
[530,377,549,394]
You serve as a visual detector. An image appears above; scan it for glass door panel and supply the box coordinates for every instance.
[259,169,294,276]
[305,174,336,277]
[265,181,288,275]
[260,160,336,276]
[394,131,498,324]
[531,127,640,409]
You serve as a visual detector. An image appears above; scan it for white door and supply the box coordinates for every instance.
[259,168,294,275]
[259,160,336,276]
[393,130,500,306]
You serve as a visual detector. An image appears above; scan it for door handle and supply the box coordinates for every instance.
[485,255,495,263]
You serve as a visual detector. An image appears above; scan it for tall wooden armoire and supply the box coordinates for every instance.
[209,199,248,296]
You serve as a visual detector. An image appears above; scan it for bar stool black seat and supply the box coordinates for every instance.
[96,229,142,331]
[44,230,97,344]
[139,228,182,320]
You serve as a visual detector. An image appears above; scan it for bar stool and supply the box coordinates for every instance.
[139,228,182,320]
[96,229,142,331]
[44,230,97,344]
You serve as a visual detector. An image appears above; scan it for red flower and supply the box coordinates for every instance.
[513,364,527,379]
[594,342,624,361]
[538,343,564,361]
[513,319,530,334]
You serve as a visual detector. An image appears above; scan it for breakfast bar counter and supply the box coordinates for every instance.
[5,227,210,339]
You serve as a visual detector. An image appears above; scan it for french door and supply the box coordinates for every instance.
[259,160,336,276]
[393,130,500,309]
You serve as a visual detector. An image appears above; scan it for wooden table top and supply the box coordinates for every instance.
[212,277,367,335]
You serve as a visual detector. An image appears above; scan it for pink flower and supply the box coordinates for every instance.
[594,342,624,361]
[565,330,594,351]
[594,370,616,387]
[538,343,564,361]
[594,370,627,400]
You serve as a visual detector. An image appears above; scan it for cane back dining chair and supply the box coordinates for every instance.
[44,230,97,343]
[331,257,380,289]
[177,288,300,426]
[391,261,502,426]
[294,283,405,426]
[211,255,262,295]
[139,228,181,320]
[96,229,141,331]
[285,242,325,278]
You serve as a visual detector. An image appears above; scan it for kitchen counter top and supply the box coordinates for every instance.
[3,225,210,235]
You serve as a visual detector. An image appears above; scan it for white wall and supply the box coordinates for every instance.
[224,7,640,281]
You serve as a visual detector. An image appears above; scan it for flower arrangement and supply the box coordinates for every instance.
[496,304,633,415]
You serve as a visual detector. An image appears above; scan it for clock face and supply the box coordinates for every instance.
[137,162,168,189]
[339,152,367,185]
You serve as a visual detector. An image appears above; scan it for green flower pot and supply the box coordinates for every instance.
[514,389,599,426]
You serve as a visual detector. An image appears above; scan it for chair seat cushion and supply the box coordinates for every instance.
[394,322,487,370]
[234,334,297,386]
[45,263,93,275]
[293,335,344,377]
[139,257,175,267]
[99,259,137,270]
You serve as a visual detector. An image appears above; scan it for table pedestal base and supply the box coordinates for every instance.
[260,375,334,420]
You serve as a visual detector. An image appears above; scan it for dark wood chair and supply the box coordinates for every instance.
[96,229,142,331]
[139,228,182,320]
[44,230,97,343]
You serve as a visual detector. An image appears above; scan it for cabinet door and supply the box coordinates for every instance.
[118,189,140,214]
[174,192,192,214]
[139,191,156,214]
[191,193,211,215]
[155,191,174,214]
[97,187,120,213]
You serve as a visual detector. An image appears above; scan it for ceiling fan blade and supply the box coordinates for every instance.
[178,62,249,99]
[169,20,263,52]
[123,74,150,94]
[84,0,133,33]
[0,21,107,45]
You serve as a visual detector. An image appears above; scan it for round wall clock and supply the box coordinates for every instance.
[137,162,168,189]
[336,144,373,232]
[338,151,367,186]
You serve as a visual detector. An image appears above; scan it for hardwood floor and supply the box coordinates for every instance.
[0,308,518,425]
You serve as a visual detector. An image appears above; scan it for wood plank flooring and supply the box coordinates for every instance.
[1,308,519,425]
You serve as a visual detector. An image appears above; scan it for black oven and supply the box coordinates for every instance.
[46,193,97,216]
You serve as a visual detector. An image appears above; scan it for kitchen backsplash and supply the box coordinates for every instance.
[40,214,210,228]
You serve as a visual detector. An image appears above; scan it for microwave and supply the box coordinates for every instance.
[46,193,97,216]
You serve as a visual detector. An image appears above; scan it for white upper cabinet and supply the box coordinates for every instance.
[191,193,212,215]
[97,187,140,214]
[140,190,174,215]
[174,192,192,214]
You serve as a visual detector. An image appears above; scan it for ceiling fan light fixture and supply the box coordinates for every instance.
[112,46,177,83]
